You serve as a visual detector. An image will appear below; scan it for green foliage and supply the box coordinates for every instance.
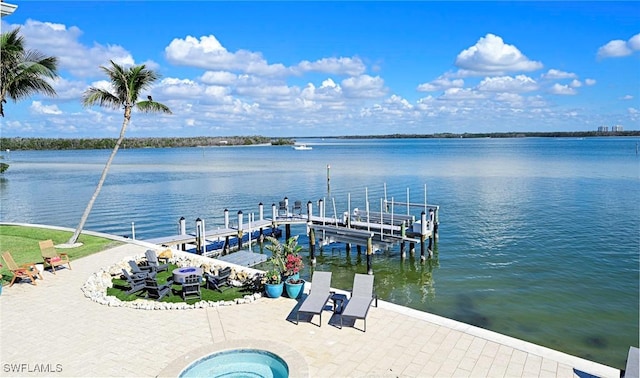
[263,268,282,285]
[270,138,295,146]
[0,162,8,173]
[264,235,303,278]
[0,136,286,150]
[0,27,59,117]
[0,225,122,285]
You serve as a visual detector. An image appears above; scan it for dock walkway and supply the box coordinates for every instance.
[143,195,439,270]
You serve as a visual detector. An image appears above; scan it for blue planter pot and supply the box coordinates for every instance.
[264,282,284,298]
[285,279,305,299]
[282,272,300,282]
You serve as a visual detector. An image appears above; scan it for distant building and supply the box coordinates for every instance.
[612,125,624,132]
[1,1,18,17]
[597,126,609,132]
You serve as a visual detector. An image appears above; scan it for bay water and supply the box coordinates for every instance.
[1,137,638,369]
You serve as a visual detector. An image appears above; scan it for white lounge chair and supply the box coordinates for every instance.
[296,271,332,326]
[340,274,377,332]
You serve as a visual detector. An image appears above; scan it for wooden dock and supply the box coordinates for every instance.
[216,250,269,267]
[143,188,440,274]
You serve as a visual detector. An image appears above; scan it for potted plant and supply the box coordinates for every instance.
[262,268,283,298]
[265,235,305,298]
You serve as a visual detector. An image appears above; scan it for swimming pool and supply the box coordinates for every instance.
[179,349,289,378]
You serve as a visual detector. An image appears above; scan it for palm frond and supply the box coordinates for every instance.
[83,60,172,115]
[136,100,172,114]
[0,27,59,116]
[82,87,120,110]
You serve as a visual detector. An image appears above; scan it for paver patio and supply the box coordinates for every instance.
[0,239,619,377]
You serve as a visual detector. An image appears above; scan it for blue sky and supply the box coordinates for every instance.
[1,1,639,137]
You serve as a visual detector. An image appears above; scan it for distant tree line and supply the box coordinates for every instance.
[0,136,294,150]
[333,131,640,139]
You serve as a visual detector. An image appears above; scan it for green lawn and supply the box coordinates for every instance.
[109,263,253,305]
[1,225,257,303]
[0,225,122,285]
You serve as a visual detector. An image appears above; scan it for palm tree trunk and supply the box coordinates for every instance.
[67,109,131,244]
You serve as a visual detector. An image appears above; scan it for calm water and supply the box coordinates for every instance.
[1,137,638,369]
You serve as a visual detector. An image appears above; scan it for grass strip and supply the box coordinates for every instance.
[0,225,122,285]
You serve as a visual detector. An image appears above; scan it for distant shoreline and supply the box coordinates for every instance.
[1,131,638,150]
[315,130,640,139]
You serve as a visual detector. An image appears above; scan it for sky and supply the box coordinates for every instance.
[1,1,639,138]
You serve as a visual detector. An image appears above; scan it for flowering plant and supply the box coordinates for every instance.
[285,253,303,277]
[263,268,282,285]
[265,235,303,279]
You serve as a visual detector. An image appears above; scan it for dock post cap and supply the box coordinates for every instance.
[195,217,202,221]
[179,216,185,220]
[237,210,243,214]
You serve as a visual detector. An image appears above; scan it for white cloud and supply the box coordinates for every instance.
[569,79,582,88]
[584,78,596,86]
[341,75,386,98]
[455,33,543,75]
[49,77,86,100]
[597,40,632,58]
[30,101,62,115]
[385,95,413,110]
[165,35,288,76]
[158,77,205,99]
[200,71,237,85]
[440,87,485,100]
[300,80,344,108]
[549,83,576,95]
[296,57,366,76]
[542,69,577,80]
[417,76,464,92]
[16,19,138,78]
[166,35,366,78]
[621,95,634,100]
[494,92,524,103]
[597,33,640,58]
[477,75,538,92]
[629,33,640,50]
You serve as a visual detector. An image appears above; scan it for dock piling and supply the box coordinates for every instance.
[309,227,316,265]
[237,211,243,249]
[195,218,204,255]
[366,237,373,274]
[271,203,277,227]
[178,216,186,251]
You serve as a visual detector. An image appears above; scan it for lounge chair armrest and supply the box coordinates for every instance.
[59,253,69,257]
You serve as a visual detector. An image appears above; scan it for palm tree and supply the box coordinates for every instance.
[67,60,172,245]
[0,27,58,117]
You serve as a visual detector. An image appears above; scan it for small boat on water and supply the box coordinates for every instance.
[293,144,312,150]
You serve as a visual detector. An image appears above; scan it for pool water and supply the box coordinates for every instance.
[180,349,289,378]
